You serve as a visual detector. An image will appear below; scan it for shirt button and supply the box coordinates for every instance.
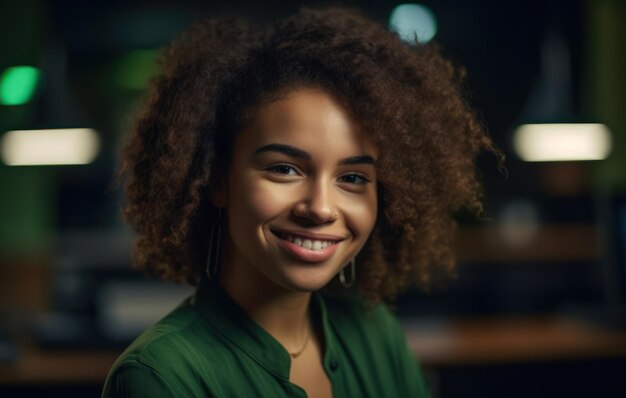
[329,360,339,372]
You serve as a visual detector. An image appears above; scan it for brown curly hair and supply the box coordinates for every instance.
[117,6,503,304]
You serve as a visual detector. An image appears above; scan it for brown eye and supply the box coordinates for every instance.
[338,173,370,184]
[268,164,299,176]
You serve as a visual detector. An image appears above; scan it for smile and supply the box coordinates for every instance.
[273,231,339,251]
[271,229,344,262]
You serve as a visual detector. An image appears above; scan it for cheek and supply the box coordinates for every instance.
[344,189,378,238]
[230,173,294,222]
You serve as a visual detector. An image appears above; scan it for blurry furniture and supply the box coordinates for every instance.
[33,229,192,349]
[405,315,626,366]
[406,315,626,398]
[2,314,626,397]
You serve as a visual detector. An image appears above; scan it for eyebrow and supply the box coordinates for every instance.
[253,143,376,165]
[338,155,376,166]
[254,144,311,160]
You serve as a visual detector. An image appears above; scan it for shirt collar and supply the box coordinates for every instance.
[190,279,335,380]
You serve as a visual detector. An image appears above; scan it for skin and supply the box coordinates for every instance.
[214,88,378,396]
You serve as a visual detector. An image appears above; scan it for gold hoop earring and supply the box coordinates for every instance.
[205,209,222,280]
[339,257,355,288]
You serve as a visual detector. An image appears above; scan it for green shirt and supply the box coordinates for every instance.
[102,280,431,397]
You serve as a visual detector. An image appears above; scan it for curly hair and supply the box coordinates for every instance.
[117,6,503,304]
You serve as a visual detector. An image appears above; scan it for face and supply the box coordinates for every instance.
[217,88,378,293]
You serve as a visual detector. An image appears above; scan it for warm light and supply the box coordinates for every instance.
[513,123,612,162]
[1,128,100,166]
[0,66,40,105]
[389,4,437,44]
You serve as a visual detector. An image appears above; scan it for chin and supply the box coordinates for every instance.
[275,268,337,293]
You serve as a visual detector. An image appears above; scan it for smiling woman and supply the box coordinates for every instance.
[219,89,378,296]
[102,6,501,398]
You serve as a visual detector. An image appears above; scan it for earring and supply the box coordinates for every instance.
[339,257,356,288]
[205,209,223,280]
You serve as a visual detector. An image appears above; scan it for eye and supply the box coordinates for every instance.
[267,164,299,176]
[338,173,370,185]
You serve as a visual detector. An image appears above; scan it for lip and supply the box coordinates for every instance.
[270,228,345,263]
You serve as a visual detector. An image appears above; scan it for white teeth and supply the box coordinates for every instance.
[278,232,335,251]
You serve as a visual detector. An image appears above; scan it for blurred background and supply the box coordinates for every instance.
[1,0,625,397]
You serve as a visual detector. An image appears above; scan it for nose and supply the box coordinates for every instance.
[292,179,338,224]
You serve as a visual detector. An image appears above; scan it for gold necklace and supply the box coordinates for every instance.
[288,326,311,358]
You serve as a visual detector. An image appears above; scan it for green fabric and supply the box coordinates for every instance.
[102,280,431,397]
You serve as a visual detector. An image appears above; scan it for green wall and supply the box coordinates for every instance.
[0,0,53,256]
[588,0,626,193]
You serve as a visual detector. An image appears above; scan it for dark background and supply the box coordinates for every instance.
[1,0,625,397]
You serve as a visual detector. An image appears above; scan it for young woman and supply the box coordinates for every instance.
[102,6,501,398]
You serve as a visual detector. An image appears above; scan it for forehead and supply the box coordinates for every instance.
[235,88,378,158]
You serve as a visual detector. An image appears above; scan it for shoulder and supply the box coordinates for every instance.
[115,298,201,366]
[102,359,177,397]
[102,298,216,396]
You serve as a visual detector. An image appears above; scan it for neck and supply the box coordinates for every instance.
[219,255,312,352]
